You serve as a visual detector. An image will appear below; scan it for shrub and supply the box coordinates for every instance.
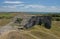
[56,18,60,21]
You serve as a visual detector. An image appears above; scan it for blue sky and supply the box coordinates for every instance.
[0,0,60,12]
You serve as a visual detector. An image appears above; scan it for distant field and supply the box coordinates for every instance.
[0,13,17,17]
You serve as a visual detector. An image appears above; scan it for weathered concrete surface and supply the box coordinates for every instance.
[24,16,52,29]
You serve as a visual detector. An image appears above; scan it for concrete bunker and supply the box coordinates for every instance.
[24,16,52,29]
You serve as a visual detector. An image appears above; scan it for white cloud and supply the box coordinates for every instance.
[45,6,60,12]
[2,6,16,8]
[4,1,24,4]
[2,4,25,8]
[15,4,25,6]
[24,5,45,9]
[24,5,60,12]
[0,4,60,12]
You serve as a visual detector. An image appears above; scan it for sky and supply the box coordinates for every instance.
[0,0,60,12]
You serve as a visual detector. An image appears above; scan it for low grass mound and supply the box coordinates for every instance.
[31,30,59,39]
[27,21,60,39]
[0,30,35,39]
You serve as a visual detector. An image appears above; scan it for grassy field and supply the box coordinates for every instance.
[0,21,60,39]
[0,13,60,39]
[25,21,60,39]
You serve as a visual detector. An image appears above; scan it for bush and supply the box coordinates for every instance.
[56,18,60,21]
[52,14,60,17]
[15,18,23,23]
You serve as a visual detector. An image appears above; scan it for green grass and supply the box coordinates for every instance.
[0,13,12,16]
[0,13,17,19]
